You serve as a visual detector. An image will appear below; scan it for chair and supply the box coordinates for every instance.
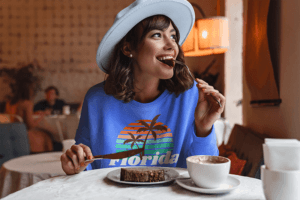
[0,123,30,167]
[226,124,265,179]
[0,114,23,123]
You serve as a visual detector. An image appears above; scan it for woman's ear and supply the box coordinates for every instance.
[121,42,133,58]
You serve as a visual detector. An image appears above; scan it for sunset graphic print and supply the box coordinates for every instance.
[114,114,178,166]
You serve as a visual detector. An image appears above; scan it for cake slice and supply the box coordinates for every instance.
[120,167,165,182]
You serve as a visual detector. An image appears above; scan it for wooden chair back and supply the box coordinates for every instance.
[226,124,265,178]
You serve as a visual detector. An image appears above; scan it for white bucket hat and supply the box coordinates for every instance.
[96,0,195,72]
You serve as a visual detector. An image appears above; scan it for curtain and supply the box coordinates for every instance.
[243,0,281,107]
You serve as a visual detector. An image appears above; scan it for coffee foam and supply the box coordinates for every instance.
[187,156,228,164]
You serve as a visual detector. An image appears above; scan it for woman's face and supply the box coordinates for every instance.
[131,22,179,81]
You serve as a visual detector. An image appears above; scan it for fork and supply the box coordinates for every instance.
[172,60,222,108]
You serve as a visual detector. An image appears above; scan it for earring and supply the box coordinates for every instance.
[129,54,133,58]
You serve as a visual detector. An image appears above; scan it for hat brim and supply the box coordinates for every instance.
[96,0,195,72]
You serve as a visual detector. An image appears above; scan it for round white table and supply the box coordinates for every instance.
[0,152,65,198]
[1,167,266,200]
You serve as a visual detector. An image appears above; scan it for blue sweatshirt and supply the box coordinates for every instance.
[75,81,218,170]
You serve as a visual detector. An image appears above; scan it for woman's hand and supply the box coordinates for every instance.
[194,78,225,137]
[60,143,94,175]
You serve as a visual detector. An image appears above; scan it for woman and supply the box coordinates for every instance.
[5,65,56,153]
[61,0,225,175]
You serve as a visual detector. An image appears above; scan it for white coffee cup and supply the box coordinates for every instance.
[186,155,231,189]
[62,139,76,152]
[261,165,300,200]
[63,105,71,115]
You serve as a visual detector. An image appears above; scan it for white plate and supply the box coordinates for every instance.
[176,175,240,194]
[106,167,179,185]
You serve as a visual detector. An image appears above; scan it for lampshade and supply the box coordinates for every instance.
[182,17,229,57]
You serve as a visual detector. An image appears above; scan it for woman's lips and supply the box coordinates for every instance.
[156,56,175,67]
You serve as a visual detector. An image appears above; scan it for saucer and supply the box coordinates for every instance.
[176,175,240,194]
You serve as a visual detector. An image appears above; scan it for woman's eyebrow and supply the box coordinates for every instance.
[169,29,176,33]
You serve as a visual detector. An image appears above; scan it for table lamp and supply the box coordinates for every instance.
[182,3,229,57]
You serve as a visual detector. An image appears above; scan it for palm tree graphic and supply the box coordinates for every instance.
[123,114,168,159]
[137,114,168,157]
[123,132,144,159]
[123,132,143,149]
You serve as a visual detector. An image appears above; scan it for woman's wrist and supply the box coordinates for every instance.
[195,121,212,137]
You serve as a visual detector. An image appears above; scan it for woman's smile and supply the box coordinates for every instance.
[156,54,176,67]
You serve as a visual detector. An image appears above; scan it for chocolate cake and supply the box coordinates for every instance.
[160,59,175,67]
[120,168,165,182]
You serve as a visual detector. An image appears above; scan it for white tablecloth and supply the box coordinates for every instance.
[1,167,265,200]
[0,152,65,198]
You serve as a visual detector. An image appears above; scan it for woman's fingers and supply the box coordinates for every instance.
[60,144,94,175]
[209,91,226,113]
[218,93,226,110]
[60,153,76,175]
[197,81,214,90]
[78,143,93,159]
[66,148,80,172]
[78,143,94,167]
[196,81,225,109]
[196,78,209,85]
[196,82,215,101]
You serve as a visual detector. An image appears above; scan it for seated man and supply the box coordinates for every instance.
[34,86,66,115]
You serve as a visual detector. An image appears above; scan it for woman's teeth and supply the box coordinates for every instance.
[157,56,174,61]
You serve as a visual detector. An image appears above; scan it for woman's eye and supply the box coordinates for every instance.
[152,33,161,38]
[171,34,177,40]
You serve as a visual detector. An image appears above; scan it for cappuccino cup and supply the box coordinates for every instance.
[187,155,231,189]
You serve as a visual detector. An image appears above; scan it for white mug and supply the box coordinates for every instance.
[63,105,71,115]
[261,165,300,200]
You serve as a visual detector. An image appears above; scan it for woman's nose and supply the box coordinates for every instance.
[163,37,177,51]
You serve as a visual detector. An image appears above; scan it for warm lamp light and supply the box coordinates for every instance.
[182,4,229,57]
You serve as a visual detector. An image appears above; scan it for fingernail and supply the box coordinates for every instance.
[88,155,93,160]
[80,162,85,167]
[76,167,80,170]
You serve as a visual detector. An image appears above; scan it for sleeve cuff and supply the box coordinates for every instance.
[190,122,219,156]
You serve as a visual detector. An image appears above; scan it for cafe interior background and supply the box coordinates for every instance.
[0,0,299,164]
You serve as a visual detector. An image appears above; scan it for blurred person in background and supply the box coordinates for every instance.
[34,86,66,115]
[5,64,62,153]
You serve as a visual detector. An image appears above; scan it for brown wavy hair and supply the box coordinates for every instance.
[104,15,194,102]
